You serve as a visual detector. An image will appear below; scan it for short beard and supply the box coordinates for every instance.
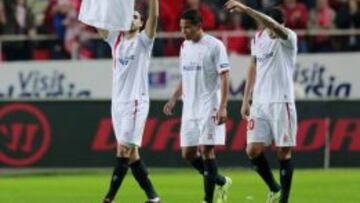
[128,24,139,33]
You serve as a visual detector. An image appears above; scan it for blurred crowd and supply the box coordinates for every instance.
[0,0,360,61]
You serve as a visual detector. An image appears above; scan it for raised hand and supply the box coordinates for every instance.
[225,0,248,13]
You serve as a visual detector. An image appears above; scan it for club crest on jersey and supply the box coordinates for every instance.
[119,55,135,66]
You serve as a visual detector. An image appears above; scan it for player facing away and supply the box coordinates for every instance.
[163,9,232,203]
[225,1,298,203]
[97,0,161,203]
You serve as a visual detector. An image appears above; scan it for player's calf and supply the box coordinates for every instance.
[278,148,294,203]
[103,157,130,202]
[130,159,160,201]
[249,152,281,193]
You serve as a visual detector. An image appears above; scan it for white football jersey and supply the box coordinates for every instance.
[251,28,297,103]
[78,0,134,31]
[105,31,154,103]
[180,34,231,119]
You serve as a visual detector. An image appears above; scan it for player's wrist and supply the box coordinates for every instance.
[219,104,227,109]
[242,97,250,103]
[169,97,177,104]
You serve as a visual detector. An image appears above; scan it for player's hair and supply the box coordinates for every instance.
[134,10,146,31]
[180,9,203,25]
[264,7,284,24]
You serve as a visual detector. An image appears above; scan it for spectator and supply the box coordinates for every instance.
[335,0,353,51]
[184,0,216,30]
[43,0,77,59]
[348,0,360,50]
[26,0,49,31]
[1,0,36,35]
[241,0,263,29]
[0,1,5,33]
[159,0,185,56]
[282,0,309,52]
[162,0,217,56]
[1,0,360,60]
[217,12,249,54]
[308,0,336,52]
[0,0,5,61]
[61,0,97,59]
[159,0,185,31]
[262,0,280,7]
[1,0,36,60]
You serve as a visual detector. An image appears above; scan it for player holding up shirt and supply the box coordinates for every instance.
[95,0,161,202]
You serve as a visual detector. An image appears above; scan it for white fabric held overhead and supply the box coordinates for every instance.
[78,0,135,31]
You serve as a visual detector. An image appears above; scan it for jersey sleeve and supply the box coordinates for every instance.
[139,31,155,50]
[250,37,256,57]
[280,29,297,49]
[179,43,184,75]
[213,41,231,74]
[105,31,121,48]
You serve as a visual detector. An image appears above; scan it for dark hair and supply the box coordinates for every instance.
[134,10,146,31]
[180,9,203,25]
[265,7,284,24]
[140,13,146,31]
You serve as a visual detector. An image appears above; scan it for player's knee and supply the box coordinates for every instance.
[182,149,197,161]
[200,146,215,159]
[128,148,140,163]
[246,145,263,159]
[277,147,292,160]
[117,145,133,157]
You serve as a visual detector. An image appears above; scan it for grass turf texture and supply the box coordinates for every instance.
[1,169,359,203]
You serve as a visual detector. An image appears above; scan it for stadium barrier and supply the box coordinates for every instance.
[0,54,359,100]
[0,53,359,168]
[0,100,359,168]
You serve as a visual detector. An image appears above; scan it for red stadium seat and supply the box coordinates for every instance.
[0,51,5,61]
[32,49,51,60]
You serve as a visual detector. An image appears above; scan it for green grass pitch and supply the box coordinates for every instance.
[1,168,359,203]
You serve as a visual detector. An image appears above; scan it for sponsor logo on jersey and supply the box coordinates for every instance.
[256,52,274,63]
[182,63,202,71]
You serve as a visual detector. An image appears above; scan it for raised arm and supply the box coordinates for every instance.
[0,2,6,25]
[225,0,288,40]
[144,0,159,39]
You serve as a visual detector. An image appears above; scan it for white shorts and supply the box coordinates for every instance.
[180,115,226,147]
[111,100,149,147]
[247,102,297,147]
